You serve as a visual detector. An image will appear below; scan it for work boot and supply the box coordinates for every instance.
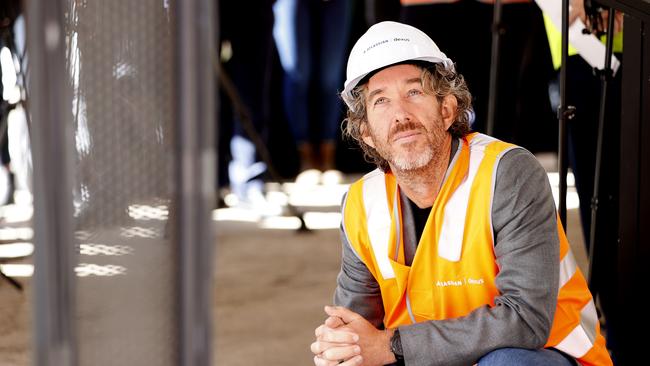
[319,141,336,171]
[297,142,317,173]
[295,142,321,185]
[320,141,342,185]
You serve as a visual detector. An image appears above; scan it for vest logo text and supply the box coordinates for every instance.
[436,278,485,287]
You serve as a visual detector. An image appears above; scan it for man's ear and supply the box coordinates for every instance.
[360,123,375,148]
[440,94,458,130]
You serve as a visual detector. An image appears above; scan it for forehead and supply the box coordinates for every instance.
[367,64,422,90]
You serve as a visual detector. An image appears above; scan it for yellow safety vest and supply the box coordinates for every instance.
[342,133,612,366]
[400,0,531,5]
[543,14,624,70]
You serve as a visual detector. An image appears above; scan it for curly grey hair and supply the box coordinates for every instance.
[341,62,473,172]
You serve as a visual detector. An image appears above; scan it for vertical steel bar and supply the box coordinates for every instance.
[558,0,570,227]
[486,0,503,136]
[587,7,616,290]
[175,0,216,364]
[27,0,77,364]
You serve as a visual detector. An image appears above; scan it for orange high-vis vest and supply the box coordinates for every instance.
[342,133,612,366]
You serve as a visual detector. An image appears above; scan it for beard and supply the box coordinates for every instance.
[371,119,447,171]
[392,146,434,170]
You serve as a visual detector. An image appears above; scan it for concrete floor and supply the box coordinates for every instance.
[213,220,342,366]
[0,171,589,366]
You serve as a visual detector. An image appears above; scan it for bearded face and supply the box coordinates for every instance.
[362,64,453,172]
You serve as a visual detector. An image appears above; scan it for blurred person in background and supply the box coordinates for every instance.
[217,0,282,214]
[272,0,353,185]
[0,0,22,206]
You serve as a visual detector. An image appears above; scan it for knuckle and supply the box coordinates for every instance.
[310,341,322,354]
[315,325,324,336]
[322,332,333,342]
[321,351,331,361]
[322,348,337,360]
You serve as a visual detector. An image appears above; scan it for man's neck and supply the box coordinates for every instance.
[391,135,454,208]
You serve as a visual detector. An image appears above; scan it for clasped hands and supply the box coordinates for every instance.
[311,305,396,366]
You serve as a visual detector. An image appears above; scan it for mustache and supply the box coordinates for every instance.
[388,121,425,141]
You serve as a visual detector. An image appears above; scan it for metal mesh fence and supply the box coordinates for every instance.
[64,1,178,364]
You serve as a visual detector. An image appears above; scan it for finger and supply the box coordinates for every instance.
[312,340,344,355]
[311,341,325,355]
[316,324,355,341]
[311,340,354,355]
[320,329,359,344]
[325,316,345,328]
[324,306,363,325]
[313,354,339,366]
[321,344,361,362]
[315,324,326,337]
[338,355,363,366]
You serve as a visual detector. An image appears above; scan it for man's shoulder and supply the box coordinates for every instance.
[497,147,545,176]
[493,147,552,204]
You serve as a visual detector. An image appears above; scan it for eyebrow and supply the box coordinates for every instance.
[405,77,421,85]
[366,77,423,103]
[366,88,384,103]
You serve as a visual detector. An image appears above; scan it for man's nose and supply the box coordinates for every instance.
[391,98,412,124]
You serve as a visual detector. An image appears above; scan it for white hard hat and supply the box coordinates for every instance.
[341,21,453,111]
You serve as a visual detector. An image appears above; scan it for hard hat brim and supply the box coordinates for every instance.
[341,56,452,111]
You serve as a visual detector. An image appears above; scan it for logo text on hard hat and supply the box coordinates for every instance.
[363,38,410,54]
[364,39,389,54]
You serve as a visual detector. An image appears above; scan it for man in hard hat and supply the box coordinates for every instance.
[310,21,612,366]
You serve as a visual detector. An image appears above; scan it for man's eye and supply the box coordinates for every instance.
[408,89,423,96]
[374,97,387,105]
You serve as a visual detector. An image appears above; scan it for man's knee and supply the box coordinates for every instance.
[478,347,575,366]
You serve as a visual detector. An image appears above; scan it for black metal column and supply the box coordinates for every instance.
[557,0,572,227]
[486,0,503,137]
[617,12,649,365]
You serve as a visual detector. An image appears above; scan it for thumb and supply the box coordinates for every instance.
[324,305,362,324]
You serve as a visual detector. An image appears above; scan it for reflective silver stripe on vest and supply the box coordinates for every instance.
[405,292,417,324]
[437,134,494,261]
[580,299,598,344]
[341,192,364,263]
[393,186,401,261]
[360,170,419,323]
[558,249,578,291]
[554,300,599,358]
[362,169,395,280]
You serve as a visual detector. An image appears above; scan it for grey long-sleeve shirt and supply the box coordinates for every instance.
[334,139,560,366]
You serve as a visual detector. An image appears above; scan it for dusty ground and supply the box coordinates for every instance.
[0,275,31,366]
[213,221,341,366]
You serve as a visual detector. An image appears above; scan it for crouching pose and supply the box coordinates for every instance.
[311,21,612,366]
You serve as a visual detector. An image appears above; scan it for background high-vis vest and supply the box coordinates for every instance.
[342,133,612,365]
[401,0,532,5]
[542,14,623,71]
